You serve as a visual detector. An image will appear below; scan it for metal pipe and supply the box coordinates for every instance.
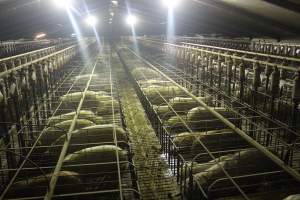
[0,46,55,63]
[182,42,300,64]
[43,53,99,200]
[108,49,124,200]
[140,38,300,72]
[0,45,77,78]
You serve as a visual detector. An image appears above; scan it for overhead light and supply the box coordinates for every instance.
[126,15,137,26]
[53,0,73,8]
[35,33,47,40]
[162,0,181,8]
[111,1,118,6]
[85,15,97,27]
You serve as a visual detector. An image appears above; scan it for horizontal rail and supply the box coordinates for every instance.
[44,54,99,200]
[0,40,51,45]
[177,36,300,47]
[169,43,300,72]
[139,38,300,72]
[181,42,300,63]
[3,188,140,200]
[0,45,77,78]
[0,46,56,63]
[177,36,251,43]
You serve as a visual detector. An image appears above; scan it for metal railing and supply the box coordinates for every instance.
[117,44,300,200]
[139,38,300,131]
[0,39,76,59]
[0,45,140,199]
[175,37,300,58]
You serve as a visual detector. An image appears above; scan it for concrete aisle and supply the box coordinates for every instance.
[117,68,180,200]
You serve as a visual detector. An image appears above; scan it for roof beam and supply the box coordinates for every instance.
[194,0,300,37]
[262,0,300,14]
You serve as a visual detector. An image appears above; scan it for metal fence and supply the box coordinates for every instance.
[118,43,300,200]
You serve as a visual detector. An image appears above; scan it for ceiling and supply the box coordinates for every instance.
[0,0,299,40]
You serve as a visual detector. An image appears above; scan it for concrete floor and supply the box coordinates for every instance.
[116,59,180,200]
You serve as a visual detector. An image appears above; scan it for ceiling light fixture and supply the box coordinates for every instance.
[53,0,73,8]
[126,15,137,26]
[111,1,118,6]
[35,33,47,40]
[162,0,181,8]
[85,15,97,27]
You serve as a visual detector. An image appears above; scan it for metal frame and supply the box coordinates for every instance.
[139,38,300,131]
[1,43,140,199]
[137,39,300,172]
[0,43,84,198]
[118,42,300,200]
[175,37,300,58]
[0,39,76,59]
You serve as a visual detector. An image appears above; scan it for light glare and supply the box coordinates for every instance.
[35,33,46,40]
[53,0,72,8]
[111,1,118,6]
[126,15,137,26]
[85,15,97,26]
[163,0,181,8]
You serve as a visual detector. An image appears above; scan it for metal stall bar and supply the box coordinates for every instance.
[0,42,85,152]
[181,42,300,64]
[0,39,76,59]
[130,41,300,196]
[171,37,300,58]
[0,41,52,59]
[43,47,132,200]
[136,39,300,140]
[0,60,82,150]
[119,46,284,198]
[44,52,100,199]
[0,46,56,63]
[0,42,94,200]
[0,188,138,200]
[122,42,298,198]
[119,47,251,200]
[141,40,300,165]
[0,45,78,78]
[145,50,299,139]
[138,37,300,67]
[251,41,300,57]
[139,38,300,72]
[138,38,300,132]
[120,45,300,198]
[176,37,251,51]
[108,49,124,200]
[125,47,300,183]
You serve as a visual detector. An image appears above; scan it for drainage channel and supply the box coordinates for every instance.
[114,51,181,200]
